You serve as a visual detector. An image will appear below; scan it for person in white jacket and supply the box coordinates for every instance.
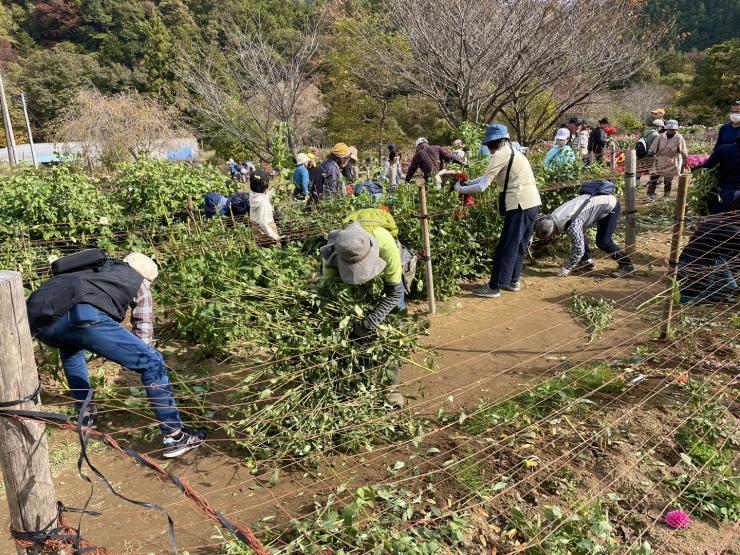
[249,170,281,246]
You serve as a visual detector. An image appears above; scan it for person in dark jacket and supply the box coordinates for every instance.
[702,135,740,213]
[26,252,206,459]
[714,101,740,150]
[677,209,739,303]
[587,118,609,164]
[310,143,351,203]
[405,138,465,182]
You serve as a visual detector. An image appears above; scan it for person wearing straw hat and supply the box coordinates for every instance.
[26,251,206,459]
[320,222,406,407]
[312,143,352,202]
[343,146,360,182]
[293,153,311,199]
[453,123,541,298]
[647,119,689,201]
[544,128,576,169]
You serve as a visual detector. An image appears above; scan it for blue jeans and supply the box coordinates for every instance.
[38,304,182,435]
[583,201,631,265]
[490,206,540,288]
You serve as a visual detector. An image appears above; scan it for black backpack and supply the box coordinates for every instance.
[635,137,648,159]
[51,248,108,275]
[228,192,251,217]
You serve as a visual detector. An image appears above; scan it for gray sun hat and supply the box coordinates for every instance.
[534,217,557,240]
[320,222,386,285]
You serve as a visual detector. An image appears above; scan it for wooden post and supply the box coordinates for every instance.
[659,174,690,341]
[0,271,57,554]
[417,182,437,315]
[609,147,617,183]
[624,149,637,256]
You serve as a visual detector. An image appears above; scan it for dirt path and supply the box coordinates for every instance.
[0,227,676,554]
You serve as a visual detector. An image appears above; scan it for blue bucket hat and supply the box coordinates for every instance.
[204,192,229,218]
[482,124,510,145]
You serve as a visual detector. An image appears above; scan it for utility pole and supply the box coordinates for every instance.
[0,72,18,166]
[20,93,37,167]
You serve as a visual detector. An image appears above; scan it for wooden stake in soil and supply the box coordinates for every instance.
[624,149,637,256]
[609,146,617,184]
[417,182,437,315]
[659,173,690,341]
[0,271,58,555]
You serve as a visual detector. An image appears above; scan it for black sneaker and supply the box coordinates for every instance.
[611,264,635,278]
[162,428,207,459]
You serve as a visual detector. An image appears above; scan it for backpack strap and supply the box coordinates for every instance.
[564,195,593,231]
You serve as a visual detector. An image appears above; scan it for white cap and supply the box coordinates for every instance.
[554,128,570,142]
[665,119,679,130]
[415,137,428,147]
[124,253,159,282]
[296,153,309,165]
[652,119,665,127]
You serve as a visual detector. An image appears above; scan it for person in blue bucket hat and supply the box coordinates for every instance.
[203,192,230,219]
[454,123,541,298]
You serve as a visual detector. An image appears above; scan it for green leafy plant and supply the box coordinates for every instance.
[569,294,616,343]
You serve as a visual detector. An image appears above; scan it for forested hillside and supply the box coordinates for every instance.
[647,0,740,51]
[0,0,737,155]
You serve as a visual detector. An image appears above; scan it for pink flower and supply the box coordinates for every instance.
[665,509,691,529]
[686,154,709,168]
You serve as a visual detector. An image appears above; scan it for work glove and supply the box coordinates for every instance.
[351,319,373,341]
[557,267,571,277]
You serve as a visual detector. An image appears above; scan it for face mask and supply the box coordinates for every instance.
[730,113,740,123]
[666,131,676,138]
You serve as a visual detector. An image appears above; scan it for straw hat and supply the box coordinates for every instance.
[124,253,159,282]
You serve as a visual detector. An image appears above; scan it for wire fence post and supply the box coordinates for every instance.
[659,173,690,341]
[0,271,58,555]
[417,182,437,315]
[609,147,617,184]
[624,149,637,256]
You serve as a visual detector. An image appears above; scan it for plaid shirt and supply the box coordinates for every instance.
[131,280,154,345]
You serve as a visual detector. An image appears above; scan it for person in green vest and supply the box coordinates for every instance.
[321,208,407,408]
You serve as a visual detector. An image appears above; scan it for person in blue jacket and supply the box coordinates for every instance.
[292,153,310,199]
[544,128,576,169]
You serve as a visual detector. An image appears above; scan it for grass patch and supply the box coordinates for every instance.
[569,294,615,343]
[669,380,740,522]
[466,364,625,435]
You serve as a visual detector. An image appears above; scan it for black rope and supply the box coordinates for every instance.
[10,501,102,555]
[75,390,179,554]
[0,383,42,408]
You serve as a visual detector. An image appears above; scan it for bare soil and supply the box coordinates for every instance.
[1,222,737,554]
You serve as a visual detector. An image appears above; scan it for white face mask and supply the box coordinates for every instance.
[730,113,740,123]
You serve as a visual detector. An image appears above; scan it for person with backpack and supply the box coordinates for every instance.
[26,250,207,458]
[587,118,609,164]
[310,143,351,202]
[534,180,635,278]
[453,124,541,298]
[320,214,408,408]
[544,129,576,169]
[636,119,664,159]
[647,119,689,201]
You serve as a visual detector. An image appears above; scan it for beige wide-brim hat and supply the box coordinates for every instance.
[319,222,386,285]
[124,252,159,282]
[296,153,310,166]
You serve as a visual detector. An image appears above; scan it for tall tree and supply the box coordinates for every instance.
[354,0,669,144]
